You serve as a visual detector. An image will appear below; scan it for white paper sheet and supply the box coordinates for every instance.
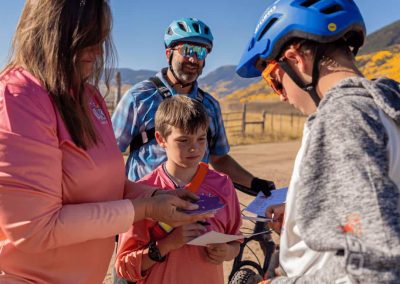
[187,231,244,246]
[244,187,288,216]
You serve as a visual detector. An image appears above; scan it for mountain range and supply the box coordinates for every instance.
[109,20,400,101]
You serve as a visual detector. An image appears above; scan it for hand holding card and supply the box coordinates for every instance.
[179,195,225,215]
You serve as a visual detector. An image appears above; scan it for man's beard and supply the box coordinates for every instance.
[172,61,203,84]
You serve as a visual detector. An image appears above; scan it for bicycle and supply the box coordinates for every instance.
[228,183,280,284]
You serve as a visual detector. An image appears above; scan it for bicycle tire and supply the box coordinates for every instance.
[229,260,264,280]
[228,268,263,284]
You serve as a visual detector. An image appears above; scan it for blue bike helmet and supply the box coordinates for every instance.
[164,18,214,51]
[236,0,366,78]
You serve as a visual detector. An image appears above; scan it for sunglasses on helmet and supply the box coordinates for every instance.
[174,43,208,60]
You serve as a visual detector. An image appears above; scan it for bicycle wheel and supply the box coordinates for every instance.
[229,268,263,284]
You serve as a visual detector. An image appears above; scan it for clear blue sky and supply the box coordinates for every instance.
[0,0,399,75]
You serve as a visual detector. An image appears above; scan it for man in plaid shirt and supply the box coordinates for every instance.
[112,17,275,196]
[112,17,275,284]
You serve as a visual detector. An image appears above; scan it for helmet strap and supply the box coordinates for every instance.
[168,52,194,89]
[278,44,328,107]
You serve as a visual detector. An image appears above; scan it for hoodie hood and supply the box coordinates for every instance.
[323,77,400,124]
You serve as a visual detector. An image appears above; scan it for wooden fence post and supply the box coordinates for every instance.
[241,103,247,136]
[262,110,267,134]
[114,71,122,108]
[271,113,274,135]
[290,113,294,135]
[297,114,301,133]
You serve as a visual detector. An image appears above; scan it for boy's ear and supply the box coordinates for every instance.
[155,131,167,148]
[283,47,310,75]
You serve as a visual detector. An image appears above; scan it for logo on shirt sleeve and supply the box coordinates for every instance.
[89,99,107,124]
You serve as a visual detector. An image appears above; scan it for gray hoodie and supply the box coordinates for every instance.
[274,77,400,283]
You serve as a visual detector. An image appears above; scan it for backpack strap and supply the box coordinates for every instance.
[129,76,171,153]
[129,127,156,152]
[197,87,205,103]
[129,74,207,153]
[148,75,173,99]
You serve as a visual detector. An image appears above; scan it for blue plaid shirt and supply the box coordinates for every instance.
[112,70,230,181]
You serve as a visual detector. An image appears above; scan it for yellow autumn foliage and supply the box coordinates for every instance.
[223,44,400,103]
[358,45,400,82]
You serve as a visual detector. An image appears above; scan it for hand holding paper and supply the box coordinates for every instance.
[265,203,285,234]
[244,187,288,216]
[205,242,241,264]
[162,223,207,251]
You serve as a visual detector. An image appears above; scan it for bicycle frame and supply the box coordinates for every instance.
[228,183,278,282]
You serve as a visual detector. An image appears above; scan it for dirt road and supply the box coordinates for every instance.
[104,140,301,284]
[228,140,300,205]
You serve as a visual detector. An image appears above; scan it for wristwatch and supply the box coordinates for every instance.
[148,241,166,262]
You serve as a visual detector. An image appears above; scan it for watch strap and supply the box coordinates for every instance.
[148,240,166,263]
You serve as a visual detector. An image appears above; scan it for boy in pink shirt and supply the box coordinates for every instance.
[115,96,242,283]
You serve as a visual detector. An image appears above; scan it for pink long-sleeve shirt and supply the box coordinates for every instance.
[115,164,242,284]
[0,68,152,284]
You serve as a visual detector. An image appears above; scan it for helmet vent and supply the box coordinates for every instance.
[247,38,255,51]
[192,23,200,33]
[204,26,210,35]
[300,0,320,7]
[167,27,173,35]
[178,22,188,32]
[257,17,278,41]
[320,4,343,14]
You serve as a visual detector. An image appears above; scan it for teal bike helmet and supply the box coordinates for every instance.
[236,0,366,106]
[164,18,214,88]
[164,18,214,51]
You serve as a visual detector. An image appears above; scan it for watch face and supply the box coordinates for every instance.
[149,241,166,262]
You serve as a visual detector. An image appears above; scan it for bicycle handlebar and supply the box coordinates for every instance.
[233,182,260,197]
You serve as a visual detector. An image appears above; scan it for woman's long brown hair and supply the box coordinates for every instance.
[5,0,116,149]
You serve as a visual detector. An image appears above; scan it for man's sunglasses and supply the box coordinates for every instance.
[174,44,208,61]
[261,60,284,96]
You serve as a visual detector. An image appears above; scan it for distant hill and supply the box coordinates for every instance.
[221,80,274,103]
[222,44,400,105]
[110,68,156,86]
[357,44,400,81]
[105,20,400,103]
[221,20,400,104]
[359,20,400,55]
[198,65,260,98]
[195,20,400,99]
[106,65,260,99]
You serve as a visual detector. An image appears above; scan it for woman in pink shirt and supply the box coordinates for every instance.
[0,1,209,283]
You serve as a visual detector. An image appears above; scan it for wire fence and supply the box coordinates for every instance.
[222,103,307,145]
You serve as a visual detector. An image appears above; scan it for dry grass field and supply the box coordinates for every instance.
[103,140,301,284]
[219,100,307,146]
[223,110,306,146]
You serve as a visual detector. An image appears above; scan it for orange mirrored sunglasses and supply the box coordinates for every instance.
[261,61,284,96]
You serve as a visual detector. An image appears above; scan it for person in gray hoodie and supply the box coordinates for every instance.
[236,0,400,283]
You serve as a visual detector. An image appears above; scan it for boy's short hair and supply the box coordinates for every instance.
[155,96,209,138]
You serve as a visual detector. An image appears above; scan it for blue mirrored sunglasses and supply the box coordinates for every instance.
[175,44,208,60]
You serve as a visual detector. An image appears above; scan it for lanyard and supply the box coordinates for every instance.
[155,162,210,236]
[162,162,209,193]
